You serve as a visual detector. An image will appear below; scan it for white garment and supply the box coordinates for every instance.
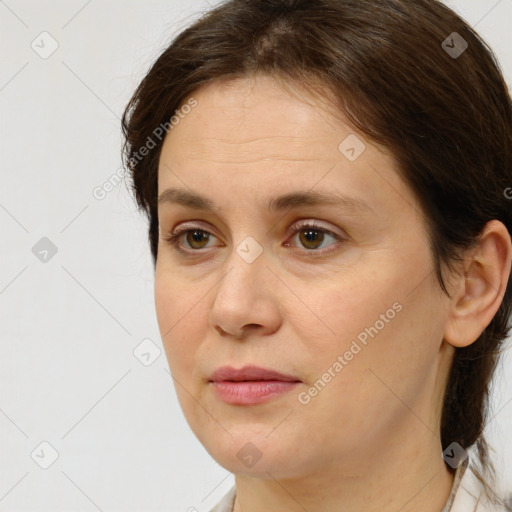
[442,459,509,512]
[209,485,236,512]
[208,460,510,512]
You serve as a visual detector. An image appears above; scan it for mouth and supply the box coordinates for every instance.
[208,365,302,405]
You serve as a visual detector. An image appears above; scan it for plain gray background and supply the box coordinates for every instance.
[1,1,511,510]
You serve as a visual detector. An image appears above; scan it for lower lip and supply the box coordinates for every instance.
[210,380,300,405]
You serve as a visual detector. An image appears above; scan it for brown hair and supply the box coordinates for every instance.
[122,0,512,503]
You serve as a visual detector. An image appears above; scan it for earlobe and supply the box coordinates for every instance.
[443,220,512,348]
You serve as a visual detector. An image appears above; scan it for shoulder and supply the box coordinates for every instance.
[208,485,236,512]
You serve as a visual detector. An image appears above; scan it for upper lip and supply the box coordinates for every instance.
[209,365,301,382]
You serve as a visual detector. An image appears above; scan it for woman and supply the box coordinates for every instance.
[122,0,512,510]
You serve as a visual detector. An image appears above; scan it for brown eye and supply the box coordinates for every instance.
[285,221,344,254]
[162,228,218,253]
[185,230,211,249]
[298,228,326,250]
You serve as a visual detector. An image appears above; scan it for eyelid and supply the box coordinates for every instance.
[170,220,218,237]
[170,218,344,240]
[283,218,345,240]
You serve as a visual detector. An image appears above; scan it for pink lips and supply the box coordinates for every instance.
[209,365,301,405]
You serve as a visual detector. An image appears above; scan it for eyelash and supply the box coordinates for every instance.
[162,221,346,257]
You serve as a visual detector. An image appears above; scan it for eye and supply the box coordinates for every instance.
[162,228,217,254]
[162,220,345,256]
[283,220,345,255]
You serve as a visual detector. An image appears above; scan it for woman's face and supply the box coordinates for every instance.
[155,75,454,478]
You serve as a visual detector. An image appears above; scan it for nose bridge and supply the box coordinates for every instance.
[220,204,267,283]
[208,234,279,337]
[218,235,267,301]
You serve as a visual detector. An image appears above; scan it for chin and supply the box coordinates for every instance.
[197,428,303,477]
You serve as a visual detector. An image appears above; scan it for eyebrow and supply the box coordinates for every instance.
[157,187,375,215]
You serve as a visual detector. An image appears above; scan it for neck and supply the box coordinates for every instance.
[232,426,455,512]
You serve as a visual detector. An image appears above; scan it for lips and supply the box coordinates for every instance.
[209,365,301,383]
[208,365,301,405]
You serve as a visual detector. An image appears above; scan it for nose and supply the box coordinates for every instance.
[208,249,282,341]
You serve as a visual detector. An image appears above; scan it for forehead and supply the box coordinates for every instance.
[165,76,346,162]
[157,75,418,219]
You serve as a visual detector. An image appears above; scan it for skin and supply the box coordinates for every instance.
[154,75,512,512]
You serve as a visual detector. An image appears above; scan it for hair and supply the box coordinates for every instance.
[121,0,512,505]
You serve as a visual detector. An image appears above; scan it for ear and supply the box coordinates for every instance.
[444,220,512,348]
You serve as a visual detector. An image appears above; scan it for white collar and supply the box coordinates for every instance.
[444,459,508,512]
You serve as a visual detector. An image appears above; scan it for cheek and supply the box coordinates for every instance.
[316,277,445,407]
[300,251,443,384]
[154,274,211,432]
[154,271,204,376]
[302,267,398,354]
